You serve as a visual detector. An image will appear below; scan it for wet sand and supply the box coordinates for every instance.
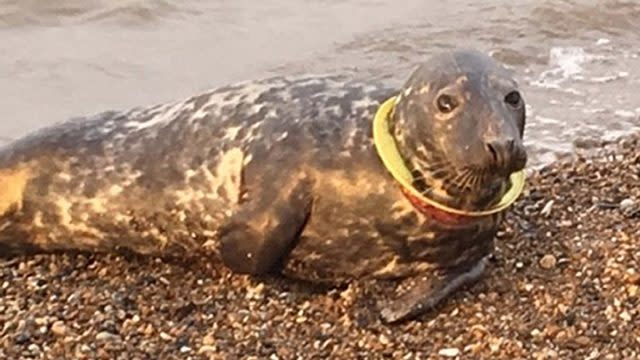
[1,132,638,359]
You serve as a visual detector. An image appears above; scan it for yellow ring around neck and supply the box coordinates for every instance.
[372,96,526,217]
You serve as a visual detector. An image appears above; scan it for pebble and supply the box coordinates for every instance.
[574,335,591,346]
[199,345,217,354]
[96,331,121,342]
[245,283,265,300]
[619,311,631,322]
[438,347,460,357]
[143,324,154,336]
[14,333,30,345]
[627,272,640,285]
[535,348,559,359]
[27,344,40,354]
[202,333,215,346]
[539,254,557,269]
[619,198,635,211]
[541,200,554,217]
[50,321,67,337]
[559,220,573,227]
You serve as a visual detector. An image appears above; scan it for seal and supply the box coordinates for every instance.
[0,48,527,323]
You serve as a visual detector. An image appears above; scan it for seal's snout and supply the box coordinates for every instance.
[484,137,527,174]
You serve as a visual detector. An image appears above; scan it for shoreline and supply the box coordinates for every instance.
[1,132,639,359]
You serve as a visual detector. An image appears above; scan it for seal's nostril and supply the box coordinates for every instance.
[486,143,498,163]
[485,138,527,172]
[506,139,515,151]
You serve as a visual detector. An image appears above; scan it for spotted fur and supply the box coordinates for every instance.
[0,49,527,323]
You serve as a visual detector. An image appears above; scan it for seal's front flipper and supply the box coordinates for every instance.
[218,176,314,276]
[379,256,489,323]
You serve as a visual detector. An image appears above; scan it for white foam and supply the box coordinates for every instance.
[530,47,592,89]
[602,128,639,142]
[535,115,561,125]
[582,108,607,114]
[613,110,636,118]
[549,47,589,77]
[587,73,628,83]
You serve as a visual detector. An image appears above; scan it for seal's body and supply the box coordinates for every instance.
[0,49,527,323]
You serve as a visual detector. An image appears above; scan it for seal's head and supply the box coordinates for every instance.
[390,49,527,211]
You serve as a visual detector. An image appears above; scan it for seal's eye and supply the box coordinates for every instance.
[504,91,521,107]
[436,94,458,114]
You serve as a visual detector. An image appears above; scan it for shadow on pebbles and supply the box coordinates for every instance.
[1,135,639,360]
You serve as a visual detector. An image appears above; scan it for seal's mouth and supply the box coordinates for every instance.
[373,96,526,217]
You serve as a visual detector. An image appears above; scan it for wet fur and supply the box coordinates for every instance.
[0,49,526,323]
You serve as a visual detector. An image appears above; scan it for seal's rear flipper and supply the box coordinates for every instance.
[0,165,35,258]
[379,256,489,323]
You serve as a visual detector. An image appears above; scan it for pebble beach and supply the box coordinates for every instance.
[1,132,638,359]
[2,1,640,359]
